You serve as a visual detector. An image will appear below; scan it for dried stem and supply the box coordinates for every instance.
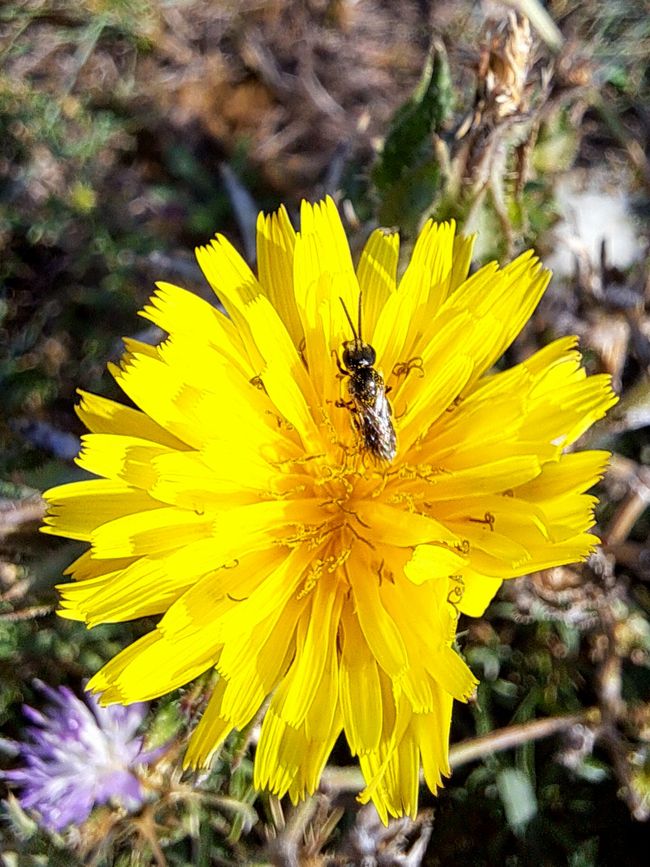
[0,496,46,540]
[266,795,322,867]
[320,709,600,795]
[449,709,599,769]
[603,468,650,547]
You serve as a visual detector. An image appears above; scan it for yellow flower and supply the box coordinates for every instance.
[43,197,617,822]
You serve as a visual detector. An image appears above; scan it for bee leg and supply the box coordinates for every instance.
[331,349,348,378]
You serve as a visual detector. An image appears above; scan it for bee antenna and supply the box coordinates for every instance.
[339,297,358,339]
[357,291,363,341]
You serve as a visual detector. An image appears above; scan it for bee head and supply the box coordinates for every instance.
[342,338,376,370]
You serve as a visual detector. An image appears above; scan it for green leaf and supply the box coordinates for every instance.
[496,767,538,834]
[372,42,453,232]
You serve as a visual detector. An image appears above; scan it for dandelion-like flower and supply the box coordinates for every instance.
[3,682,158,831]
[42,198,616,821]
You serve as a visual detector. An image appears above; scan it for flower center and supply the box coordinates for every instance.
[283,457,392,598]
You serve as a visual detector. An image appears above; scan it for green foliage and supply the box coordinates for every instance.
[496,767,538,835]
[372,43,452,235]
[0,76,121,250]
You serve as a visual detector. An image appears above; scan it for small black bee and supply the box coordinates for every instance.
[337,294,397,462]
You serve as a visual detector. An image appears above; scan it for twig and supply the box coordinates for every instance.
[0,496,46,540]
[219,164,259,264]
[319,709,599,795]
[0,605,53,622]
[266,796,322,867]
[603,475,650,547]
[449,709,598,768]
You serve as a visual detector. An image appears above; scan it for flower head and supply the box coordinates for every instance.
[42,198,616,821]
[3,682,158,831]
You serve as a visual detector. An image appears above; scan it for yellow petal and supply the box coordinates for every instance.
[403,543,467,585]
[76,390,187,449]
[339,605,383,754]
[272,581,344,729]
[184,676,231,769]
[42,479,162,541]
[242,295,322,449]
[356,228,399,337]
[256,205,302,347]
[456,570,503,616]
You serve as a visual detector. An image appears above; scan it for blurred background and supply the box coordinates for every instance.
[0,0,648,864]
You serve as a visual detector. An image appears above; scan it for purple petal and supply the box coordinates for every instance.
[2,682,164,832]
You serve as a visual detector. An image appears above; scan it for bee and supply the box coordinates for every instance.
[337,294,397,462]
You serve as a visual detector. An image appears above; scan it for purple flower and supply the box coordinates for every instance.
[3,681,160,832]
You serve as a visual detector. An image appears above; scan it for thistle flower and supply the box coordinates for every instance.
[3,682,158,831]
[42,197,616,821]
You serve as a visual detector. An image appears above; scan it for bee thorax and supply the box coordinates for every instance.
[348,368,383,405]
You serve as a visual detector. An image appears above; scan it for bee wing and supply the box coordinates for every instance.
[370,387,393,421]
[363,389,397,461]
